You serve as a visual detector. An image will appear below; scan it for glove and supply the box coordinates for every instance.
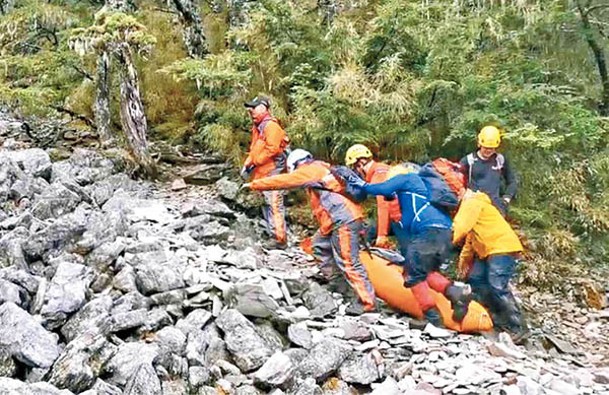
[374,236,393,249]
[240,183,251,191]
[240,165,254,181]
[502,196,512,205]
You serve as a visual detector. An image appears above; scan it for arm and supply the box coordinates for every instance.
[370,172,391,238]
[452,198,482,244]
[459,155,470,187]
[363,175,408,199]
[250,165,319,191]
[456,233,476,280]
[502,157,518,200]
[250,122,286,167]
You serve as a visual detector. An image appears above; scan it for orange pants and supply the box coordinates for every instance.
[312,221,376,310]
[411,272,451,312]
[261,190,287,244]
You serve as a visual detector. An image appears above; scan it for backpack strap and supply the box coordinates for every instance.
[466,153,475,185]
[495,153,505,170]
[405,192,430,229]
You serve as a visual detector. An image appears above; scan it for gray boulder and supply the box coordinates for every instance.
[112,264,138,293]
[3,148,52,179]
[224,283,280,318]
[216,309,274,372]
[176,309,213,335]
[51,149,115,186]
[0,278,29,308]
[61,295,113,342]
[254,351,295,389]
[48,333,115,393]
[0,302,60,368]
[287,323,313,349]
[0,227,29,269]
[136,262,185,295]
[0,377,74,394]
[338,353,379,385]
[302,283,337,318]
[296,338,352,382]
[32,182,82,220]
[123,362,162,395]
[40,262,93,329]
[104,342,159,387]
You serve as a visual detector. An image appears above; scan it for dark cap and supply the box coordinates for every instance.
[244,95,271,109]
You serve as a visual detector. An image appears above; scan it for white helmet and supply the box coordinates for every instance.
[287,149,312,173]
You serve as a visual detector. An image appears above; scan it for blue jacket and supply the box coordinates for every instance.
[363,173,452,235]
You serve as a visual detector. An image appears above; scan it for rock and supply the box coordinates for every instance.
[7,148,52,179]
[112,264,138,293]
[338,353,379,385]
[254,351,295,388]
[109,309,148,332]
[0,348,17,377]
[216,309,274,372]
[549,379,579,395]
[112,291,151,313]
[0,278,28,308]
[48,333,113,393]
[135,262,185,295]
[0,377,74,394]
[185,330,208,367]
[41,262,93,328]
[224,283,280,318]
[302,283,337,318]
[189,366,211,388]
[104,342,159,387]
[341,320,373,341]
[256,321,288,352]
[184,164,229,185]
[543,334,580,355]
[176,309,213,335]
[151,289,187,306]
[321,378,353,395]
[0,302,60,368]
[502,385,522,395]
[183,216,230,243]
[262,278,284,299]
[423,324,452,338]
[123,362,162,395]
[487,341,526,359]
[89,379,122,395]
[171,178,187,191]
[593,368,609,384]
[371,377,401,395]
[289,377,322,395]
[87,239,126,272]
[288,323,313,349]
[216,177,240,200]
[517,376,543,395]
[297,338,352,381]
[32,182,82,220]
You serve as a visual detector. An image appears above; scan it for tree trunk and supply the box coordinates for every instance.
[577,2,609,116]
[106,0,135,12]
[0,0,15,14]
[115,45,156,177]
[318,0,338,27]
[169,0,208,58]
[94,51,113,142]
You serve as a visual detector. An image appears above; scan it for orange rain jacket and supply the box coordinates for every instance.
[365,161,402,237]
[244,114,290,180]
[250,160,364,235]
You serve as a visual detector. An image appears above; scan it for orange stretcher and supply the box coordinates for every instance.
[301,238,493,333]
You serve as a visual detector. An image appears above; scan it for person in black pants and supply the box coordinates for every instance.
[460,125,518,216]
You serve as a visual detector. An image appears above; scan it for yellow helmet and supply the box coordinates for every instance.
[477,125,502,148]
[345,144,373,166]
[387,163,419,179]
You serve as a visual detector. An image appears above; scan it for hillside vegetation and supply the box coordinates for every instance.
[1,0,609,290]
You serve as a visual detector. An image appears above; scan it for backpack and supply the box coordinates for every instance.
[465,152,504,185]
[419,158,466,212]
[328,165,368,203]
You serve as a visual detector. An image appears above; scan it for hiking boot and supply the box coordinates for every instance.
[261,239,287,250]
[345,299,376,316]
[424,307,445,328]
[445,283,473,322]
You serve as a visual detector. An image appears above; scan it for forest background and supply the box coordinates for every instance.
[1,0,608,293]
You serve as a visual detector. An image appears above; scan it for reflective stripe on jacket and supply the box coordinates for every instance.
[250,160,363,235]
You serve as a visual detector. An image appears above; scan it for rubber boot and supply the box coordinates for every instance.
[424,307,444,328]
[445,283,473,322]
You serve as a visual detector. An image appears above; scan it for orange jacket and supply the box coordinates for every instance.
[365,162,402,237]
[244,115,290,180]
[250,160,364,235]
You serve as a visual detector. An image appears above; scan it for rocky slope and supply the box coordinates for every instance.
[0,114,608,394]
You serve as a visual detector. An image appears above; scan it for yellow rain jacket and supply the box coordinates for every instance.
[452,192,523,263]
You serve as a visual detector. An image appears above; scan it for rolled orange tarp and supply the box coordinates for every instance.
[300,238,493,333]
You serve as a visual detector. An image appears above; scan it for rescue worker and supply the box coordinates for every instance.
[242,96,290,249]
[459,125,518,216]
[452,190,528,342]
[344,144,406,252]
[243,149,377,314]
[356,165,471,327]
